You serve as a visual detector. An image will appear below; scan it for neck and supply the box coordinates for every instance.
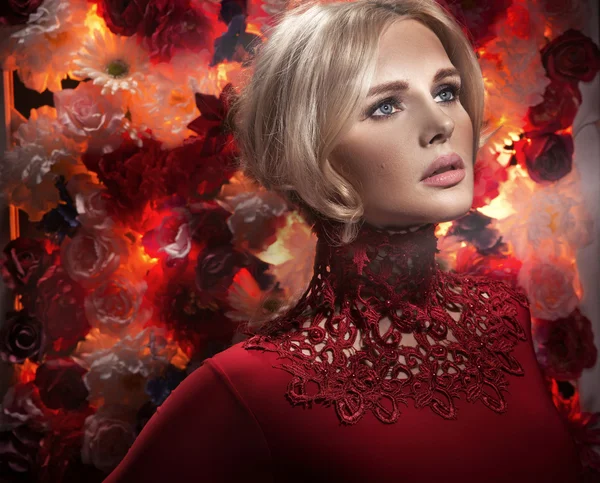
[312,219,440,305]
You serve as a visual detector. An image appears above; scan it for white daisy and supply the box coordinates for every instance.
[72,28,150,97]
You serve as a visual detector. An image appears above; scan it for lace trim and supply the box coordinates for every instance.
[243,271,530,425]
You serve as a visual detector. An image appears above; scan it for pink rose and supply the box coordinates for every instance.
[60,227,128,288]
[81,404,137,473]
[518,257,579,320]
[84,272,150,336]
[54,82,125,153]
[226,192,288,252]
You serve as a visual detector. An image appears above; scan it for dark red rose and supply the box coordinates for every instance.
[138,0,213,63]
[0,237,56,292]
[437,0,512,49]
[151,269,237,358]
[95,0,149,36]
[446,210,502,252]
[34,358,89,410]
[142,209,191,259]
[0,310,46,364]
[188,83,235,137]
[227,192,289,252]
[454,244,523,286]
[195,245,250,300]
[36,406,97,483]
[548,380,600,478]
[0,421,44,479]
[533,308,597,381]
[514,132,574,184]
[541,29,600,83]
[82,135,169,230]
[22,264,91,354]
[188,200,233,247]
[472,154,508,209]
[525,79,582,134]
[164,136,236,200]
[0,0,43,26]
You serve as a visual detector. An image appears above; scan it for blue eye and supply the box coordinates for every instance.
[435,83,461,103]
[366,82,462,121]
[370,97,403,118]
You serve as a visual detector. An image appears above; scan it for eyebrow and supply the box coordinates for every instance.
[366,67,461,97]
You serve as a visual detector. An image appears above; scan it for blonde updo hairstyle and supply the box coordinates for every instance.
[226,0,486,245]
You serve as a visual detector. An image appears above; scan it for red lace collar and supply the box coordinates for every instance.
[313,219,440,308]
[242,218,529,425]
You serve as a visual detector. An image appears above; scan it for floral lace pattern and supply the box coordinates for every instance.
[242,220,530,425]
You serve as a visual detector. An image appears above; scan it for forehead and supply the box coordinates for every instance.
[374,18,452,76]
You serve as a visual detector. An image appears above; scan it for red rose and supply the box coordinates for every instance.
[138,0,213,63]
[472,154,508,208]
[151,269,237,358]
[533,308,598,380]
[0,0,43,26]
[438,0,512,49]
[188,200,233,247]
[164,136,236,200]
[195,245,250,303]
[82,136,169,230]
[541,29,600,83]
[0,310,46,364]
[36,406,98,483]
[525,79,582,134]
[0,237,56,292]
[188,84,236,137]
[95,0,149,36]
[226,192,289,252]
[22,264,91,354]
[455,244,523,286]
[514,132,574,184]
[142,209,191,260]
[34,357,89,410]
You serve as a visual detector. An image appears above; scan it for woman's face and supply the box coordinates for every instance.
[329,18,474,229]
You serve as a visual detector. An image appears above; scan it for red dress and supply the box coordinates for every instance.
[104,220,585,482]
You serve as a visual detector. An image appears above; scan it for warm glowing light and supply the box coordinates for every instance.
[85,4,106,34]
[508,131,521,142]
[246,22,262,37]
[256,214,296,265]
[217,63,228,84]
[140,251,160,264]
[478,197,515,220]
[435,221,452,237]
[15,359,39,384]
[256,212,312,265]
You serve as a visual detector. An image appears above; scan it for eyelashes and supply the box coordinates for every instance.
[365,81,462,121]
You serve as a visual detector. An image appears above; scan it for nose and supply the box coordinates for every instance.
[419,104,455,146]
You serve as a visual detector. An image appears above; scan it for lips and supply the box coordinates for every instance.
[421,153,465,181]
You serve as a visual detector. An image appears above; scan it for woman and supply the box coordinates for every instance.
[104,0,585,481]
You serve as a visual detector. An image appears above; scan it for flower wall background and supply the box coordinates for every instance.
[0,0,599,481]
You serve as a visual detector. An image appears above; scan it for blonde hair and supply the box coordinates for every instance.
[226,0,486,245]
